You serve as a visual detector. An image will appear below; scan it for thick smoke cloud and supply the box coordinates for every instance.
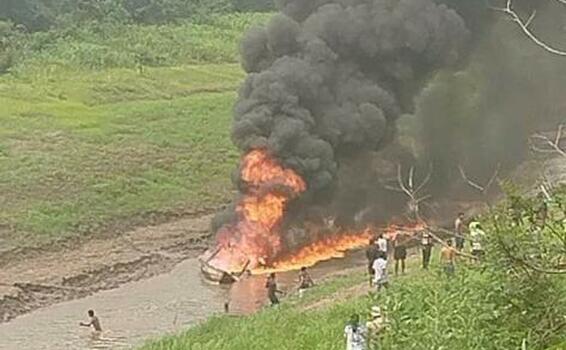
[217,0,470,231]
[235,0,468,190]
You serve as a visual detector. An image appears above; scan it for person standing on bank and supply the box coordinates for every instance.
[469,220,486,261]
[393,232,408,276]
[376,233,388,256]
[297,266,315,297]
[421,229,433,269]
[366,238,379,287]
[372,251,389,292]
[454,212,466,251]
[265,273,284,306]
[440,239,457,276]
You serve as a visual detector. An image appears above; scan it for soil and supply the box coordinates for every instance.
[0,211,215,324]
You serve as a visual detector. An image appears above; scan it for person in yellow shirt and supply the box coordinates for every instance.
[440,239,457,276]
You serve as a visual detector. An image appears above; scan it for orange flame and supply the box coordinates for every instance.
[254,229,373,273]
[206,149,307,272]
[203,149,427,275]
[253,222,427,274]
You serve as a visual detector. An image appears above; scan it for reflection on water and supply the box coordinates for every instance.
[0,252,365,350]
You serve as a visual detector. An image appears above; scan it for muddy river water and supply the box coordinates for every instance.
[0,252,365,350]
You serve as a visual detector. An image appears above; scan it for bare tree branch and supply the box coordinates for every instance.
[459,163,501,196]
[490,0,566,56]
[385,164,433,221]
[531,125,566,158]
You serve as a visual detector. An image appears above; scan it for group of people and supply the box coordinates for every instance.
[365,234,391,292]
[365,230,411,292]
[365,212,488,285]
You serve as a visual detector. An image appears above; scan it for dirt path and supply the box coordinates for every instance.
[0,213,214,323]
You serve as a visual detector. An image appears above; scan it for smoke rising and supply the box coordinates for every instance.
[215,0,471,238]
[416,0,566,191]
[234,0,468,189]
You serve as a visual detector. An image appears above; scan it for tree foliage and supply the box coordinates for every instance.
[0,0,274,31]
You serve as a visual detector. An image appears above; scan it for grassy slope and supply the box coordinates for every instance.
[0,14,271,248]
[141,246,566,350]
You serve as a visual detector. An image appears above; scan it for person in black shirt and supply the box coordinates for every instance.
[366,238,379,286]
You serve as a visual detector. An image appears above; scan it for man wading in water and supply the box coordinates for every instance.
[80,310,102,332]
[266,273,284,306]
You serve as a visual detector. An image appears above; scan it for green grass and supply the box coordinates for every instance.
[0,65,243,246]
[12,13,271,74]
[0,12,273,248]
[140,250,566,350]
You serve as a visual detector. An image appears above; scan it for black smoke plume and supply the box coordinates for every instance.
[213,0,471,233]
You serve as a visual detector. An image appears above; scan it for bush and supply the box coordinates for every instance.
[232,0,275,12]
[0,20,18,73]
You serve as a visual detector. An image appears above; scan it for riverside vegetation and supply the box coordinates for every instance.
[0,4,271,248]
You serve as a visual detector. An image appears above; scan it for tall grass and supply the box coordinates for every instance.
[11,13,271,75]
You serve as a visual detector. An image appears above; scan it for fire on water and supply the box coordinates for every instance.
[253,229,373,274]
[202,148,427,277]
[253,222,427,274]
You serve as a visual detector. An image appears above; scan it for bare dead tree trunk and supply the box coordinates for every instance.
[383,164,433,222]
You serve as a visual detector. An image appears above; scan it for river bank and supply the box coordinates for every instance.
[0,210,216,324]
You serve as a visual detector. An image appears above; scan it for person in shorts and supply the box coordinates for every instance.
[372,251,389,292]
[440,240,457,276]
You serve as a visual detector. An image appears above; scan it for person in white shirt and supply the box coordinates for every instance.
[344,314,367,350]
[454,212,466,251]
[376,233,388,255]
[469,220,486,261]
[372,251,389,292]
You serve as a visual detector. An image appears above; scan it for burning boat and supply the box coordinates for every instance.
[199,0,468,281]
